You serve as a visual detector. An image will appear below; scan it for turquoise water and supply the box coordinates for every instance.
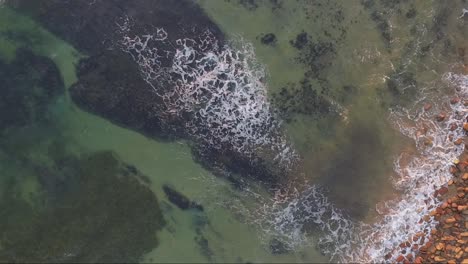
[0,1,466,263]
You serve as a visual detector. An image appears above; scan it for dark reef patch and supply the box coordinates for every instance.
[7,0,288,188]
[272,81,333,123]
[290,32,308,50]
[162,184,204,211]
[318,118,394,219]
[0,48,64,132]
[259,33,277,46]
[0,148,165,263]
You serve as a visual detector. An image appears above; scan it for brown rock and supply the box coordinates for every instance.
[434,256,446,262]
[439,187,449,196]
[450,166,458,174]
[414,257,423,264]
[455,138,464,145]
[396,255,405,262]
[436,113,447,122]
[464,123,468,132]
[450,123,458,131]
[462,173,468,180]
[451,97,460,104]
[424,103,432,111]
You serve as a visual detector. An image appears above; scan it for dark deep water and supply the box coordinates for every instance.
[0,0,467,263]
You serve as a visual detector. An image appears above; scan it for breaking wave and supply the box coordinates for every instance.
[116,16,297,168]
[246,72,466,263]
[115,16,466,263]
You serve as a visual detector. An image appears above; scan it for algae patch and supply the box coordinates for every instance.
[0,148,165,263]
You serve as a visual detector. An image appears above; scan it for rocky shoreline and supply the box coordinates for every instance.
[392,112,468,263]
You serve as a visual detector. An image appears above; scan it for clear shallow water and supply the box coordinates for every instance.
[0,1,467,263]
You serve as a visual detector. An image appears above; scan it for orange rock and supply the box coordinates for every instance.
[442,235,457,241]
[464,123,468,132]
[434,256,446,262]
[414,257,423,264]
[455,138,464,145]
[436,242,446,250]
[462,173,468,180]
[462,259,468,264]
[461,232,468,237]
[445,217,457,224]
[396,255,405,262]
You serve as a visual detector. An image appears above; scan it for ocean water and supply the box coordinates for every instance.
[0,1,466,263]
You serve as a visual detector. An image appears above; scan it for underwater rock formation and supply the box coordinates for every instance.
[0,48,64,132]
[0,150,165,263]
[8,0,295,188]
[162,184,204,211]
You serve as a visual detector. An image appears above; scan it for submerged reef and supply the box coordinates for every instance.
[0,48,64,132]
[0,148,165,263]
[8,0,295,188]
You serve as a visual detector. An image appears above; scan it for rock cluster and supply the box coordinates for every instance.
[392,122,468,264]
[415,148,468,264]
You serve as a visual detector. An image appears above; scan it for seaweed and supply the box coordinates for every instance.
[0,150,166,263]
[0,48,64,132]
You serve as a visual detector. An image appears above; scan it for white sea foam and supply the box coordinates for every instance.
[116,17,297,168]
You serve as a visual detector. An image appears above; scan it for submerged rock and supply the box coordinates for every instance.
[0,48,64,132]
[0,150,165,263]
[162,184,204,211]
[260,33,277,46]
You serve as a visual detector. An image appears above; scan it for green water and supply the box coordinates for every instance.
[0,0,466,263]
[0,6,326,263]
